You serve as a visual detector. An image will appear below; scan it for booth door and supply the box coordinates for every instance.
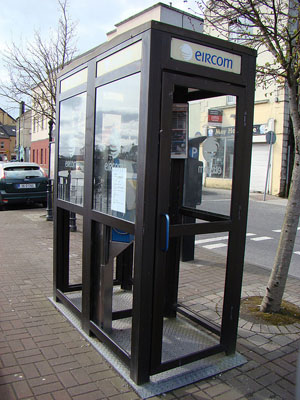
[150,72,250,374]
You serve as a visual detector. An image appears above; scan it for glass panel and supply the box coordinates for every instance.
[96,41,142,77]
[93,73,140,222]
[183,94,237,216]
[58,93,86,205]
[60,68,88,93]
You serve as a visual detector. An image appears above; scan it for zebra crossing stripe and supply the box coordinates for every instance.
[273,227,300,233]
[195,236,228,245]
[251,236,272,241]
[203,243,228,250]
[195,232,255,245]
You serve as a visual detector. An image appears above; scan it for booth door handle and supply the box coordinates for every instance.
[161,213,170,252]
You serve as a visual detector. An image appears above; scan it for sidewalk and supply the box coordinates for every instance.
[0,205,299,400]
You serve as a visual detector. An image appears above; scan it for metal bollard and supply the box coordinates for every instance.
[69,212,77,232]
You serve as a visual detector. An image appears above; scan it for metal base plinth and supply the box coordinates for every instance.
[49,296,246,399]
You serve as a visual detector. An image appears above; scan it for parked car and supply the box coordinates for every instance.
[0,162,48,208]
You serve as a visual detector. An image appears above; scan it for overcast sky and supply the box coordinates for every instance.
[0,0,200,118]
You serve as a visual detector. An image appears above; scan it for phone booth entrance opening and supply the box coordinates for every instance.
[53,20,256,388]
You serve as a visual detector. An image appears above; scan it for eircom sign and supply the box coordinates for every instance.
[171,38,241,74]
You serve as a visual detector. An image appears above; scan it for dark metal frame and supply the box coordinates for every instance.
[53,21,256,385]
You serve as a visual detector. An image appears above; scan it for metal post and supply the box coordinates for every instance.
[18,101,25,161]
[263,131,274,201]
[46,119,53,221]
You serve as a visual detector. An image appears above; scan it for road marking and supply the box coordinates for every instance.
[195,236,228,245]
[251,236,273,241]
[195,232,255,245]
[294,251,300,256]
[273,227,300,233]
[203,243,228,250]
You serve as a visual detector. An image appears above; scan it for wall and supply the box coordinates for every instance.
[31,138,49,172]
[0,109,16,126]
[0,138,11,161]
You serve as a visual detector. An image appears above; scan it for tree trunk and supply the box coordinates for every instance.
[260,82,300,313]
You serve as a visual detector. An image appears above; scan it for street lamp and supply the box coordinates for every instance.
[46,119,54,221]
[18,101,25,161]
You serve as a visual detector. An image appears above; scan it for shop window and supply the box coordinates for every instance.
[189,95,237,181]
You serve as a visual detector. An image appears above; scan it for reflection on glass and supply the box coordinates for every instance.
[171,104,188,158]
[58,93,86,205]
[93,73,140,222]
[96,41,142,77]
[60,68,88,93]
[183,94,236,215]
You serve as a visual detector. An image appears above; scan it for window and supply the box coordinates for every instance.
[0,141,4,149]
[41,149,43,164]
[93,73,141,222]
[32,150,35,162]
[4,165,44,178]
[96,41,142,77]
[58,92,87,205]
[227,95,236,105]
[229,16,253,44]
[60,68,88,93]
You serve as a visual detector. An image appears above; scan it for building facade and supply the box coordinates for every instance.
[30,104,52,173]
[16,109,32,162]
[202,5,291,196]
[0,109,16,161]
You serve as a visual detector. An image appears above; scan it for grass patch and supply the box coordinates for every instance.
[240,296,300,325]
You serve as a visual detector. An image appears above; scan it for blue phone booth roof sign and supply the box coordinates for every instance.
[171,38,241,74]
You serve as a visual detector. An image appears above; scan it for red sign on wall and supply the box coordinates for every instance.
[208,109,223,124]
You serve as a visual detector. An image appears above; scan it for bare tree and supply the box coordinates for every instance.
[196,0,300,312]
[0,0,77,121]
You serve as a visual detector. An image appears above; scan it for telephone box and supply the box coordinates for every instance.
[53,20,256,387]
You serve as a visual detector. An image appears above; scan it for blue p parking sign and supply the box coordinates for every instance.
[189,146,199,159]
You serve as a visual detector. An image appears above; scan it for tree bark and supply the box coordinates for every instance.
[260,82,300,313]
